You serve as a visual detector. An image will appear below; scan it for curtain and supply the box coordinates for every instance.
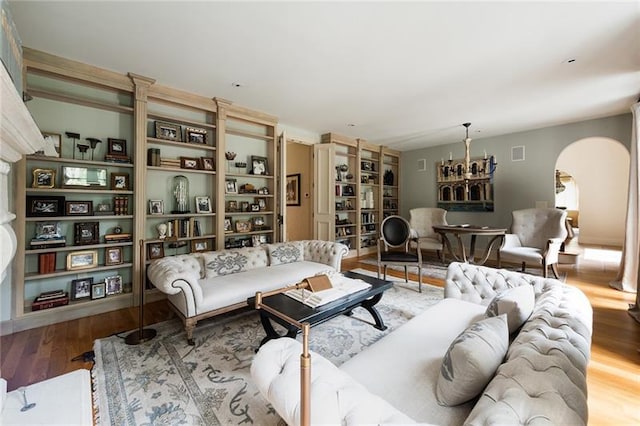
[610,101,640,322]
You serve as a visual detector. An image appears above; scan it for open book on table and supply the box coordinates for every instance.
[285,272,372,308]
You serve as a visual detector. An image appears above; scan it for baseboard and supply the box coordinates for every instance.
[577,235,623,247]
[0,319,14,336]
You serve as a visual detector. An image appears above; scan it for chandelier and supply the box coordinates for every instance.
[448,122,498,193]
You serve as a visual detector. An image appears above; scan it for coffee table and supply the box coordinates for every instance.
[249,271,393,346]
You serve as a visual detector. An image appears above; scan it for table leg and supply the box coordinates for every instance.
[454,233,468,263]
[361,293,387,331]
[476,234,504,265]
[259,311,297,346]
[469,234,478,263]
[439,232,462,262]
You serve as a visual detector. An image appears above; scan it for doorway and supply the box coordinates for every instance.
[555,137,629,247]
[286,140,313,241]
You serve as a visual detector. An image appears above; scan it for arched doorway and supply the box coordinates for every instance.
[555,137,629,246]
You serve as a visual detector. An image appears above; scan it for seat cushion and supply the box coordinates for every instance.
[500,247,543,264]
[380,252,419,262]
[485,284,535,334]
[340,298,486,425]
[436,314,509,406]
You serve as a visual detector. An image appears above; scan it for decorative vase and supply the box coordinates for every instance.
[172,175,190,213]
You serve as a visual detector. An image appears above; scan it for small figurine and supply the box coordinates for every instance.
[157,223,167,240]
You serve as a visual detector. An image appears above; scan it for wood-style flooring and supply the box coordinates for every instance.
[1,245,638,425]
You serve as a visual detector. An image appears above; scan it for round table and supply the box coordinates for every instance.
[432,225,506,265]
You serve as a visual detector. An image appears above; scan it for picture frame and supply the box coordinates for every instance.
[96,203,112,214]
[241,201,250,212]
[258,187,269,195]
[252,216,265,227]
[110,173,129,190]
[65,201,92,216]
[34,221,62,240]
[149,199,164,215]
[107,138,127,157]
[225,179,238,194]
[70,277,93,301]
[105,246,123,266]
[195,196,212,213]
[185,127,207,145]
[224,216,233,233]
[235,220,252,233]
[155,121,182,142]
[190,239,209,252]
[227,200,238,211]
[147,242,164,259]
[250,203,260,212]
[66,250,98,271]
[200,157,214,170]
[256,198,267,210]
[343,185,355,196]
[62,166,108,188]
[32,168,56,188]
[286,173,301,206]
[251,156,268,175]
[74,222,99,245]
[91,282,106,299]
[26,195,65,217]
[180,157,200,170]
[105,275,123,295]
[41,132,62,157]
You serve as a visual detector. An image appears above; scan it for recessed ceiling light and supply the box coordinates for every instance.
[231,82,244,88]
[562,58,577,64]
[347,123,356,127]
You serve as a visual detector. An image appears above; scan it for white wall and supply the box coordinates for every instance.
[557,137,629,246]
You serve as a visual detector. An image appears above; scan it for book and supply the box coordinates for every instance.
[36,289,65,301]
[32,294,69,311]
[285,273,371,308]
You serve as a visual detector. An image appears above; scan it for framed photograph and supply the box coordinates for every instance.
[240,201,249,212]
[343,185,355,196]
[105,246,123,266]
[70,277,93,301]
[155,121,182,142]
[61,166,108,188]
[91,282,106,299]
[256,198,267,211]
[252,216,265,227]
[96,203,112,214]
[110,173,129,190]
[227,200,238,211]
[286,174,301,206]
[190,239,209,252]
[65,201,92,216]
[224,216,233,233]
[148,242,164,259]
[251,156,268,175]
[225,179,238,194]
[41,132,62,157]
[195,196,212,213]
[66,250,98,271]
[258,187,269,195]
[252,235,262,247]
[181,157,200,170]
[105,275,123,295]
[149,200,164,215]
[235,220,252,233]
[200,157,214,170]
[34,221,62,240]
[185,127,207,144]
[32,168,56,188]
[74,222,99,245]
[27,195,65,217]
[107,138,127,157]
[250,203,260,212]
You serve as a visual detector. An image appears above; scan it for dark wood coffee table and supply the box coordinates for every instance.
[249,271,393,346]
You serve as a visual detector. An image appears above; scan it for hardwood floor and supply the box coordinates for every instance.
[1,246,638,425]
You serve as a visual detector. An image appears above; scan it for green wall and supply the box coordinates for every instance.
[400,113,632,230]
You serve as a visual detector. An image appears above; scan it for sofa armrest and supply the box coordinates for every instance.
[301,240,349,271]
[251,338,417,426]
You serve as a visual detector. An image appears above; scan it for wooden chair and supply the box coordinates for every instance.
[377,215,423,292]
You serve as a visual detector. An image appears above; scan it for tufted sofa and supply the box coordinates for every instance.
[251,262,592,425]
[147,240,348,344]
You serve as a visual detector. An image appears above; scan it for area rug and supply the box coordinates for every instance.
[92,269,443,425]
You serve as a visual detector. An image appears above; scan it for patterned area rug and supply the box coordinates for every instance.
[92,269,443,425]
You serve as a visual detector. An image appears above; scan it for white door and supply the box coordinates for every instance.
[313,143,334,240]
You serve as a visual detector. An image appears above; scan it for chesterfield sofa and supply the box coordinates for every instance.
[252,262,593,425]
[147,240,348,344]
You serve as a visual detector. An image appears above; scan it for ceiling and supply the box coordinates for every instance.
[9,1,640,151]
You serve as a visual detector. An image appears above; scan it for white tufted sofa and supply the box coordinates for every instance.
[147,240,348,344]
[251,262,592,425]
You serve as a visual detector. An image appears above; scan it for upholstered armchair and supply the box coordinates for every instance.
[498,208,568,278]
[377,215,423,292]
[409,207,448,261]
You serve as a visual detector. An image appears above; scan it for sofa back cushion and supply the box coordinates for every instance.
[436,314,508,406]
[266,241,304,266]
[201,247,268,279]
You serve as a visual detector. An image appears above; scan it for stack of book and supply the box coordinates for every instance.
[147,148,161,166]
[38,252,56,274]
[32,290,69,311]
[166,218,201,238]
[160,158,181,169]
[30,237,66,250]
[113,196,129,215]
[104,233,132,243]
